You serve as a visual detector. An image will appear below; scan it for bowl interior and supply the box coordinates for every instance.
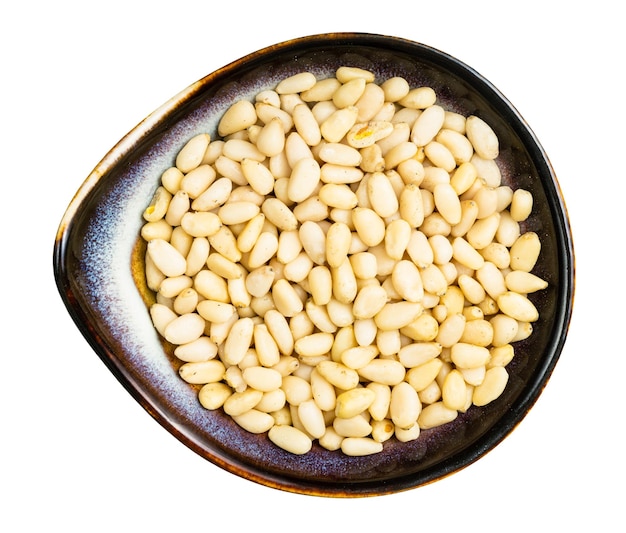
[54,33,574,497]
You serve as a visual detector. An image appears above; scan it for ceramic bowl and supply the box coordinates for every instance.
[53,33,574,497]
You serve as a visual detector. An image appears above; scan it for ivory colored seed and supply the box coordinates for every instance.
[262,198,298,231]
[318,143,361,168]
[232,209,263,247]
[367,172,399,218]
[489,314,519,347]
[450,342,491,369]
[292,103,322,146]
[357,359,406,386]
[461,318,494,347]
[320,106,359,143]
[352,207,386,247]
[411,104,445,146]
[441,369,467,410]
[465,115,499,160]
[452,236,485,270]
[390,381,421,429]
[325,222,352,268]
[174,336,218,363]
[395,423,421,443]
[272,279,304,317]
[181,165,216,200]
[232,409,275,434]
[307,369,335,412]
[163,313,206,346]
[143,186,172,223]
[196,299,237,324]
[283,251,313,283]
[294,332,334,357]
[269,425,313,454]
[505,270,548,293]
[473,366,509,406]
[370,419,395,443]
[434,183,462,225]
[194,269,229,303]
[497,291,539,322]
[405,358,444,392]
[176,133,211,173]
[178,359,226,385]
[333,414,372,438]
[147,239,187,277]
[418,401,458,429]
[316,361,360,390]
[217,201,260,225]
[341,437,383,456]
[384,141,418,169]
[509,232,541,272]
[281,375,312,406]
[208,225,242,262]
[198,382,232,410]
[206,253,242,280]
[242,366,282,392]
[341,345,379,370]
[297,399,326,439]
[240,158,274,195]
[399,183,425,228]
[255,117,286,157]
[248,232,279,270]
[180,211,222,238]
[510,188,533,221]
[141,219,174,243]
[399,86,437,110]
[287,157,321,203]
[223,388,263,417]
[218,100,257,137]
[353,284,388,320]
[384,219,411,260]
[335,388,376,419]
[333,77,367,108]
[488,344,515,368]
[245,265,275,298]
[275,71,317,94]
[222,317,255,366]
[321,183,359,211]
[436,313,466,348]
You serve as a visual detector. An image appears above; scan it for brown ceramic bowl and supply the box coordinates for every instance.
[53,33,574,497]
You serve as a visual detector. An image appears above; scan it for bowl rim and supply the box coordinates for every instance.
[53,32,575,497]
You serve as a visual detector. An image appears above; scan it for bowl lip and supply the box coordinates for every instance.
[53,32,575,497]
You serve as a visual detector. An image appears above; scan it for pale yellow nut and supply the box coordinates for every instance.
[218,100,257,137]
[176,133,210,173]
[335,388,376,419]
[496,291,539,322]
[465,115,499,160]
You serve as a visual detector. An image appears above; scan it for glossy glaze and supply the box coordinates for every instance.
[53,33,574,497]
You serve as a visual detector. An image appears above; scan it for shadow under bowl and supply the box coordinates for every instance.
[53,33,575,497]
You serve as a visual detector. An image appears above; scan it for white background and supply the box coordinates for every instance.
[2,1,623,531]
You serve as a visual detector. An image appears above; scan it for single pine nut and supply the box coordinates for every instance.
[465,115,499,160]
[176,133,211,173]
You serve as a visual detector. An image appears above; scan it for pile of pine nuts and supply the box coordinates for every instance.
[140,66,547,456]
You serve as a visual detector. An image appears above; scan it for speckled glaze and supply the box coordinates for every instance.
[53,33,575,497]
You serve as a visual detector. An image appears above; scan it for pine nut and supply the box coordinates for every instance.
[179,359,226,385]
[176,133,211,173]
[390,381,421,429]
[473,366,509,406]
[465,115,499,160]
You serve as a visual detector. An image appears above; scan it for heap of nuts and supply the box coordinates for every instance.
[140,66,547,456]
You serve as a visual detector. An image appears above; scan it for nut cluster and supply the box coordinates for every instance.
[140,66,546,456]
